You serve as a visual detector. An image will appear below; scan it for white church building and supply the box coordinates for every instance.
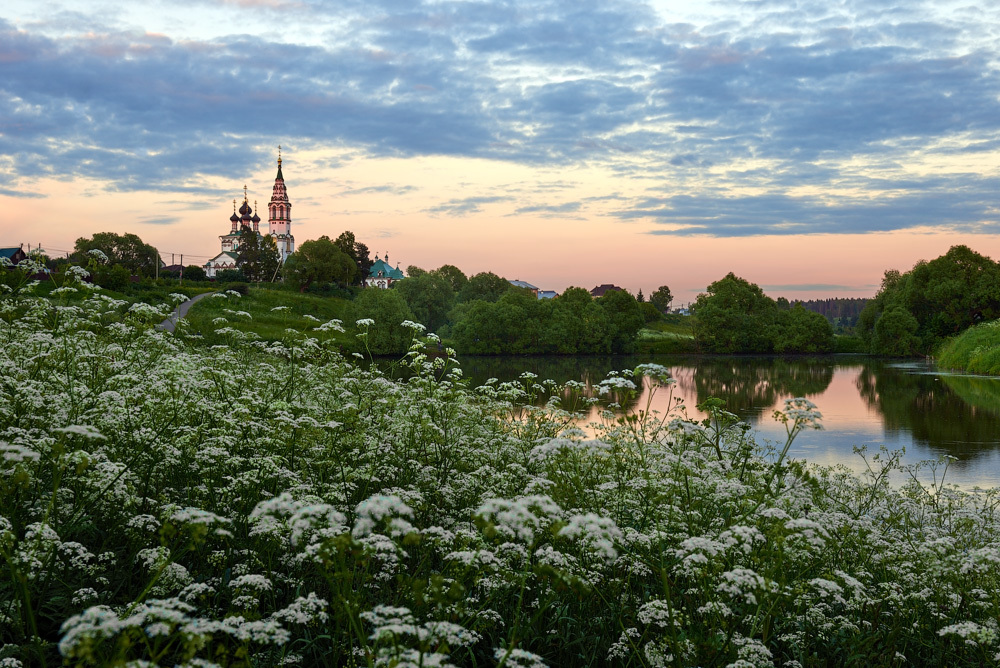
[205,151,296,278]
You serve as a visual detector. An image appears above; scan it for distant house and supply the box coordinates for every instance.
[366,253,405,289]
[0,246,27,267]
[508,279,539,297]
[590,284,624,298]
[538,290,559,300]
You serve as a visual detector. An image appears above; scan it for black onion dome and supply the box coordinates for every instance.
[239,200,252,216]
[230,212,240,222]
[251,213,261,223]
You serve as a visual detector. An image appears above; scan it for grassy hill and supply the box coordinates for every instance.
[184,286,354,348]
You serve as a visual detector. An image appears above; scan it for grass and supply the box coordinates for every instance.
[637,314,697,353]
[937,318,1000,375]
[183,285,354,347]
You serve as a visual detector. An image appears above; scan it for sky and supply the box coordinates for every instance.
[3,0,1000,304]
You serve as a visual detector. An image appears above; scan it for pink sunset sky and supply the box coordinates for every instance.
[4,0,1000,304]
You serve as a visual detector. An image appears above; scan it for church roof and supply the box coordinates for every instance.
[368,255,405,280]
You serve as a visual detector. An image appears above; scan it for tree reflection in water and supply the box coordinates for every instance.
[855,361,1000,458]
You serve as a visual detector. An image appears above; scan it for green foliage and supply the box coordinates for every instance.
[183,264,207,282]
[597,288,644,353]
[433,264,468,293]
[639,301,663,324]
[351,288,415,355]
[650,284,673,313]
[93,263,132,291]
[692,273,778,353]
[395,271,456,332]
[457,271,511,303]
[773,303,835,354]
[235,228,281,282]
[284,236,357,292]
[73,231,158,275]
[937,319,1000,375]
[214,268,246,283]
[873,306,921,356]
[333,231,372,283]
[858,245,1000,355]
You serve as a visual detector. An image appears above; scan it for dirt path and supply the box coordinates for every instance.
[157,292,215,333]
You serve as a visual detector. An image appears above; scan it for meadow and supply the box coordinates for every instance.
[2,267,1000,667]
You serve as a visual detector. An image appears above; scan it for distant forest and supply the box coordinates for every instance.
[796,297,869,330]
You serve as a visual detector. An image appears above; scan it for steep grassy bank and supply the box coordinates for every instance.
[937,319,1000,375]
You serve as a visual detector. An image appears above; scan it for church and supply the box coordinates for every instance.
[204,151,296,278]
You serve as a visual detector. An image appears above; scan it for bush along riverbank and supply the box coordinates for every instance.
[2,285,1000,667]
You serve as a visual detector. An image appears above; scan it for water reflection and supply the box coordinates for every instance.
[856,362,1000,457]
[458,355,1000,488]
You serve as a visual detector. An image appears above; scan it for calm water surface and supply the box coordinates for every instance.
[458,355,1000,489]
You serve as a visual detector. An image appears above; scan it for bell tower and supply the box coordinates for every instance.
[268,146,295,262]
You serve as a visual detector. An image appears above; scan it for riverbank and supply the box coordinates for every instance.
[937,318,1000,375]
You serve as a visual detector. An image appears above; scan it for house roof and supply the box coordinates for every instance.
[509,279,538,291]
[205,251,238,266]
[0,247,25,260]
[590,284,625,297]
[538,290,559,299]
[368,255,405,280]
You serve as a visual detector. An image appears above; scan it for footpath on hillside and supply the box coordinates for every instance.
[157,292,215,333]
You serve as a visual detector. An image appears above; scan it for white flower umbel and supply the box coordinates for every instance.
[353,494,415,539]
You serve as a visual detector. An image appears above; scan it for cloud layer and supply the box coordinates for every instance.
[3,0,1000,236]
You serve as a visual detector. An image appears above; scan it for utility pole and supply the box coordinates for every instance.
[180,254,184,285]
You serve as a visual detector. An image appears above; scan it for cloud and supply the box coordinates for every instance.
[427,195,513,216]
[1,0,1000,237]
[135,215,183,226]
[630,175,1000,236]
[512,201,583,217]
[0,187,45,198]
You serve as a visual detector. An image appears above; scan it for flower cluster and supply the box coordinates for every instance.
[0,287,998,667]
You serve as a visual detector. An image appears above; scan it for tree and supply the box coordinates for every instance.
[639,301,663,324]
[351,288,415,355]
[184,265,207,282]
[598,288,645,353]
[458,272,511,303]
[433,265,468,293]
[236,228,280,282]
[215,268,247,283]
[636,289,645,303]
[74,232,158,275]
[395,271,456,333]
[334,231,373,284]
[691,273,777,353]
[284,236,357,292]
[545,287,611,354]
[873,307,921,356]
[857,246,1000,354]
[773,304,835,353]
[650,285,673,314]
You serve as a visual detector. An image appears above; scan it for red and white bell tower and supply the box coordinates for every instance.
[268,146,295,263]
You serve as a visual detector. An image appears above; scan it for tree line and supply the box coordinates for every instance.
[690,273,836,354]
[857,245,1000,356]
[351,266,649,355]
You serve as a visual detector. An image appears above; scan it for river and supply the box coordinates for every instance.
[456,355,1000,489]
